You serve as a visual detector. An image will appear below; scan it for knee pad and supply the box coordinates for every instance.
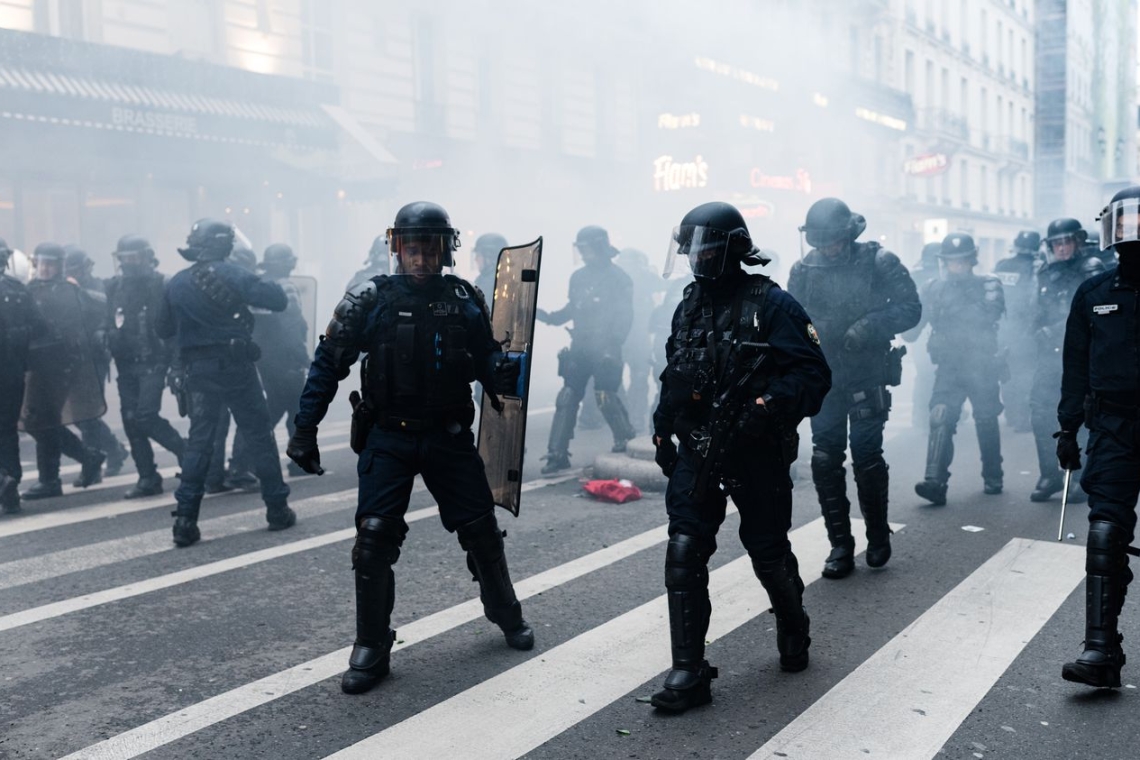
[555,386,583,410]
[810,449,843,478]
[352,516,406,573]
[929,404,949,426]
[1087,520,1132,575]
[456,510,505,560]
[664,533,711,591]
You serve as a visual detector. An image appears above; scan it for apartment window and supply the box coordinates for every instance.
[941,67,949,110]
[960,0,970,54]
[996,95,1003,137]
[905,50,916,95]
[960,77,968,115]
[980,86,988,146]
[925,59,935,108]
[960,159,970,207]
[980,9,988,63]
[996,20,1003,72]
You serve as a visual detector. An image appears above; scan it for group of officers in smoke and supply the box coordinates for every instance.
[1,185,1137,707]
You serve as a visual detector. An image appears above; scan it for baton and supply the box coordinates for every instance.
[1057,469,1072,542]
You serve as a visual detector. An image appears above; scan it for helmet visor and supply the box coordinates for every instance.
[665,225,729,280]
[386,230,457,278]
[1044,234,1081,264]
[1100,198,1140,250]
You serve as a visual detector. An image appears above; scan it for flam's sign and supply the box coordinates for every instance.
[903,153,949,176]
[653,155,709,192]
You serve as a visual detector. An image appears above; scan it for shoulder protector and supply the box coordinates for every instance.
[326,276,382,347]
[1080,256,1106,279]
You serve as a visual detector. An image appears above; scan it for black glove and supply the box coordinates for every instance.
[287,425,324,475]
[737,396,773,437]
[654,435,678,477]
[843,318,874,352]
[492,355,522,396]
[1054,430,1081,471]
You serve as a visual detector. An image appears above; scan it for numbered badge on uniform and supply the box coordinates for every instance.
[114,307,126,329]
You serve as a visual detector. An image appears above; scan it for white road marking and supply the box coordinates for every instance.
[324,519,898,760]
[750,538,1085,760]
[0,441,354,540]
[59,481,688,760]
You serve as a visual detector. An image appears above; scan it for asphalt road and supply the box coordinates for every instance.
[1,401,1137,760]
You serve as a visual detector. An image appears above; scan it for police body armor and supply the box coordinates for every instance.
[253,277,311,371]
[0,275,35,375]
[993,254,1038,329]
[663,275,774,440]
[106,272,168,366]
[923,275,1002,365]
[1035,257,1105,359]
[792,242,889,384]
[567,263,628,346]
[363,275,479,424]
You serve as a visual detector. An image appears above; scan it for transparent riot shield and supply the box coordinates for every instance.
[477,238,542,516]
[19,284,107,433]
[289,275,320,353]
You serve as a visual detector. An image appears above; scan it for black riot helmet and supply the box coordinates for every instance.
[1012,230,1041,254]
[919,242,942,269]
[1098,185,1140,256]
[32,242,67,280]
[0,236,11,270]
[666,201,766,280]
[1044,218,1086,263]
[366,235,386,265]
[573,226,620,264]
[799,197,867,252]
[260,243,297,277]
[386,201,461,277]
[64,246,95,282]
[113,234,156,277]
[473,232,508,269]
[231,244,257,272]
[179,219,235,262]
[937,232,978,277]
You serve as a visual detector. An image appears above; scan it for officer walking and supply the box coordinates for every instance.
[1059,187,1140,688]
[156,220,294,547]
[105,235,186,498]
[993,231,1043,433]
[21,243,107,500]
[537,226,637,472]
[650,202,831,713]
[1029,220,1105,502]
[287,201,531,694]
[787,198,920,579]
[471,232,507,301]
[907,242,942,429]
[0,238,47,514]
[254,243,311,476]
[910,233,1006,505]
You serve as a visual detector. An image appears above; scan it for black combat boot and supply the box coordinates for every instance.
[1030,475,1064,502]
[342,517,404,694]
[0,472,20,514]
[543,388,579,474]
[22,479,63,501]
[74,449,106,489]
[457,512,534,650]
[915,420,953,506]
[813,452,854,579]
[171,503,201,547]
[855,461,892,569]
[1063,522,1131,688]
[1030,426,1063,502]
[753,553,812,672]
[976,418,1003,495]
[540,452,572,475]
[265,502,296,532]
[652,534,717,713]
[124,473,163,499]
[104,439,129,478]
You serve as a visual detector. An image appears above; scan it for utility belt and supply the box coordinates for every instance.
[848,385,891,419]
[180,339,261,365]
[349,389,473,452]
[1087,392,1140,420]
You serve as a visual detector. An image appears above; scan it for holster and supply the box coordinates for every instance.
[885,345,907,387]
[349,390,374,455]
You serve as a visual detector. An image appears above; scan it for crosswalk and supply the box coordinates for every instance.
[1,420,1129,760]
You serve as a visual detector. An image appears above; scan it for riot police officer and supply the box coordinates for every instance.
[254,243,311,476]
[911,233,1006,505]
[287,201,532,695]
[787,198,921,579]
[650,202,831,713]
[907,242,943,429]
[471,232,507,301]
[346,235,390,291]
[105,235,186,498]
[0,238,47,514]
[993,231,1042,432]
[156,219,294,547]
[536,226,637,472]
[1029,220,1105,502]
[1059,186,1140,688]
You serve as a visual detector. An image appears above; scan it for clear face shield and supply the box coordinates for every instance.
[1100,198,1140,252]
[1044,234,1082,264]
[663,225,730,280]
[386,229,458,282]
[797,225,851,264]
[938,255,976,280]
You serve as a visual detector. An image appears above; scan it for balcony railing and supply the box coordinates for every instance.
[918,108,969,141]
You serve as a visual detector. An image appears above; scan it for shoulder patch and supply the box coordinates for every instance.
[807,323,820,345]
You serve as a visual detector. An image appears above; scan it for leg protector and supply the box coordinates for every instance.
[975,417,1003,494]
[1063,521,1132,688]
[854,460,892,569]
[915,407,953,505]
[171,502,201,547]
[543,387,582,473]
[457,511,534,650]
[596,390,636,452]
[753,552,811,672]
[343,517,404,694]
[652,533,717,713]
[0,471,19,514]
[812,450,854,579]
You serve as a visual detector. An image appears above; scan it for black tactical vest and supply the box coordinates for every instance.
[793,243,877,346]
[363,275,479,417]
[0,276,35,370]
[107,273,167,365]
